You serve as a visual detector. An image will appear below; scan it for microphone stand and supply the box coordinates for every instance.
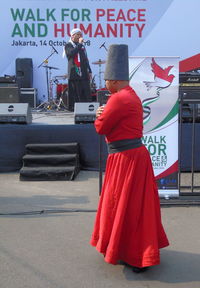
[99,134,104,196]
[98,97,105,196]
[37,49,57,110]
[98,43,108,195]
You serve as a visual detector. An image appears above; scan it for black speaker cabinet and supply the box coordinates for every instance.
[16,58,33,88]
[0,87,20,103]
[97,90,110,105]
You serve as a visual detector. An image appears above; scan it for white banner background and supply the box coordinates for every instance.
[0,0,199,102]
[129,56,179,197]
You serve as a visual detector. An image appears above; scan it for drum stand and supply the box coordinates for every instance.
[37,64,62,110]
[56,88,68,110]
[53,75,69,111]
[92,59,106,89]
[37,50,61,111]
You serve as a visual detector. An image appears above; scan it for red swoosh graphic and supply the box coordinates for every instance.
[155,161,178,180]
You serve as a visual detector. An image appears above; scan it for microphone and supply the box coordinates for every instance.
[52,45,58,54]
[99,42,105,49]
[99,42,107,51]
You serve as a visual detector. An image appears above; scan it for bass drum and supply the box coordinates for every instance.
[56,83,68,99]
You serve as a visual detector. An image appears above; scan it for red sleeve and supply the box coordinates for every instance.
[94,92,125,135]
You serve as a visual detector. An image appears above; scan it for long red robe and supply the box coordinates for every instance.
[90,86,169,268]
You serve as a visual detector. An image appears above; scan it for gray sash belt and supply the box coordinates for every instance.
[107,138,143,154]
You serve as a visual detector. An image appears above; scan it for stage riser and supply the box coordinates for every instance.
[26,143,79,155]
[20,142,80,181]
[22,154,79,167]
[20,167,78,181]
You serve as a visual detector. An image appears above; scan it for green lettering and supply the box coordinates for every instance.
[26,9,36,21]
[160,136,166,143]
[148,136,153,144]
[10,8,25,21]
[142,136,148,144]
[24,23,35,37]
[71,9,80,21]
[12,24,23,37]
[154,136,159,144]
[36,9,45,21]
[82,9,91,21]
[158,144,166,155]
[38,23,48,37]
[148,144,156,155]
[47,9,56,21]
[61,9,70,21]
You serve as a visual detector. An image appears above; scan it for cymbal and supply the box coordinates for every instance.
[42,65,59,70]
[55,74,68,80]
[92,59,106,65]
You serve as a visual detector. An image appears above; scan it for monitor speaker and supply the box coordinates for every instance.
[97,90,110,105]
[0,87,20,103]
[74,102,99,124]
[0,103,32,124]
[16,58,33,88]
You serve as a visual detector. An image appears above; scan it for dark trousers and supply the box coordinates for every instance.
[68,79,92,111]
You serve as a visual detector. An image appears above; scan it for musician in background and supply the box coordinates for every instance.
[65,28,92,111]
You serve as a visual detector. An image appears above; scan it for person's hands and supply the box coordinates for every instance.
[96,106,105,118]
[79,37,84,44]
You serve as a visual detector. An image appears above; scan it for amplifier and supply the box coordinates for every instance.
[20,88,37,108]
[0,75,16,83]
[74,102,99,124]
[0,83,18,87]
[179,86,200,103]
[179,72,200,84]
[0,87,20,103]
[0,103,32,124]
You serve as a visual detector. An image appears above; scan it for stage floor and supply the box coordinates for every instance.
[31,109,75,125]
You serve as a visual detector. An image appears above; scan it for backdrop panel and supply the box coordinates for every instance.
[129,56,179,198]
[1,0,200,102]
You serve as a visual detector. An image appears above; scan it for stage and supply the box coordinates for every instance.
[0,109,199,173]
[0,110,108,173]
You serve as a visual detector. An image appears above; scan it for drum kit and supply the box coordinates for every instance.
[37,63,69,111]
[37,47,69,111]
[92,59,106,89]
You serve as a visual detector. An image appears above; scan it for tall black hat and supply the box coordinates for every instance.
[104,44,129,81]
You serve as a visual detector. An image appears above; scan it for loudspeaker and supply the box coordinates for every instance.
[16,58,33,88]
[20,88,37,108]
[74,102,99,124]
[0,87,20,103]
[0,103,32,124]
[97,89,110,105]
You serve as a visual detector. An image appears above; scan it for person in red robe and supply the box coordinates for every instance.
[90,44,169,273]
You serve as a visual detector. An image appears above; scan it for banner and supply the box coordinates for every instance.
[129,57,179,198]
[1,0,199,102]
